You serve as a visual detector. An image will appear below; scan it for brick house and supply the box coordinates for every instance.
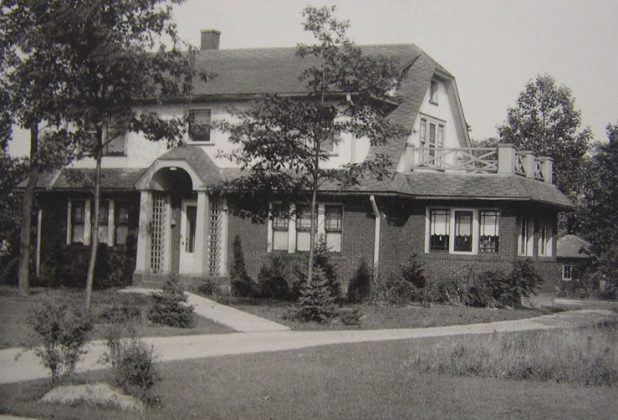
[23,31,572,292]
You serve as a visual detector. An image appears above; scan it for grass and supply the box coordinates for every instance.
[1,326,617,419]
[408,322,618,386]
[0,286,232,349]
[222,297,553,330]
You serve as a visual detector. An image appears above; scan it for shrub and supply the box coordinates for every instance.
[25,300,93,382]
[99,303,142,324]
[293,246,341,301]
[339,307,363,326]
[257,256,291,300]
[376,275,417,305]
[147,275,194,328]
[465,270,505,308]
[347,259,372,303]
[400,254,426,289]
[103,326,160,402]
[503,260,544,307]
[197,278,216,296]
[38,241,134,289]
[295,267,337,322]
[230,235,258,297]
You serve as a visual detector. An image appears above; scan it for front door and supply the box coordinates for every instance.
[179,200,198,274]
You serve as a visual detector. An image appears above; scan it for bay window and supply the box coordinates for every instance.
[518,215,534,256]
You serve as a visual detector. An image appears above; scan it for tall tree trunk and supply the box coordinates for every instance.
[85,128,103,310]
[18,124,39,296]
[307,167,318,284]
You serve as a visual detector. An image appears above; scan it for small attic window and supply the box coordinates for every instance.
[429,80,439,105]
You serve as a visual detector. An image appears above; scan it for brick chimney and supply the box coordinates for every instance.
[200,30,220,50]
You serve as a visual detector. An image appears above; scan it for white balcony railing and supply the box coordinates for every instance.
[403,144,553,184]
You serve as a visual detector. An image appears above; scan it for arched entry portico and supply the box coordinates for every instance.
[133,156,227,282]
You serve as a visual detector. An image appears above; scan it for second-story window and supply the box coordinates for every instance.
[189,109,212,142]
[419,116,445,167]
[430,80,439,104]
[103,121,126,156]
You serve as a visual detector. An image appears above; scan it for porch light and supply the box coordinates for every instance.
[170,167,177,171]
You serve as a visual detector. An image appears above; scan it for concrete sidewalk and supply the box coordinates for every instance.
[120,288,290,332]
[1,308,615,385]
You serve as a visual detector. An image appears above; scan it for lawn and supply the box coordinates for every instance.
[0,286,232,349]
[0,328,616,419]
[226,298,553,330]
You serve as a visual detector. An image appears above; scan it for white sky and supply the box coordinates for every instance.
[8,0,618,155]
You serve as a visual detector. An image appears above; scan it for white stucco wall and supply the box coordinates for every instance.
[70,101,370,170]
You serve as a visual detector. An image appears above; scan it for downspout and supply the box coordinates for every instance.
[369,195,380,276]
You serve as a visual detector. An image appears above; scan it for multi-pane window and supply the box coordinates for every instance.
[325,205,342,252]
[70,200,86,243]
[188,109,212,142]
[454,210,473,252]
[103,120,126,156]
[271,205,289,251]
[518,215,533,256]
[295,206,312,252]
[429,209,450,251]
[479,210,500,253]
[115,202,130,245]
[428,208,501,255]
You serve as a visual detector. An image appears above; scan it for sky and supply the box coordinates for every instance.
[8,0,618,155]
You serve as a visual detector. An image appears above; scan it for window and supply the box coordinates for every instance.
[271,205,289,251]
[562,265,572,281]
[296,205,312,252]
[68,199,133,246]
[479,210,500,253]
[325,205,342,252]
[454,210,473,252]
[188,109,212,142]
[427,208,499,255]
[429,209,450,251]
[419,116,445,167]
[103,121,126,156]
[267,202,344,253]
[430,80,439,104]
[518,215,534,256]
[115,201,130,245]
[70,200,86,243]
[537,218,553,257]
[97,200,110,244]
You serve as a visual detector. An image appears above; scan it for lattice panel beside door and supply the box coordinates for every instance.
[208,197,222,276]
[150,192,167,273]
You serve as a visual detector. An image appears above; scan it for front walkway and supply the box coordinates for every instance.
[121,288,290,332]
[0,308,615,385]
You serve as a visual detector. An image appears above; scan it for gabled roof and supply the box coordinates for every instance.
[557,235,593,259]
[191,44,447,166]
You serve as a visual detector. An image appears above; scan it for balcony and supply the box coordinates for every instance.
[401,143,553,184]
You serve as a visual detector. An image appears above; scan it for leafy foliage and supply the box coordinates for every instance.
[25,300,93,383]
[218,6,405,286]
[295,267,337,323]
[295,244,341,301]
[497,74,591,198]
[347,259,372,303]
[102,324,160,403]
[577,122,618,289]
[230,235,258,297]
[147,275,194,328]
[257,256,291,300]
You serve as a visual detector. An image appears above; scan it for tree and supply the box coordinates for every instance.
[577,122,618,287]
[2,0,201,308]
[1,0,79,295]
[220,6,405,284]
[497,74,591,198]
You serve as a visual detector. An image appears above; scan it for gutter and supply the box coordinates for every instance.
[369,195,381,276]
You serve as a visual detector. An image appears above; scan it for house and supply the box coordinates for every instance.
[22,31,572,292]
[556,234,593,284]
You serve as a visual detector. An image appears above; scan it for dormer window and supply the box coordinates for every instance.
[188,109,212,142]
[430,80,439,104]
